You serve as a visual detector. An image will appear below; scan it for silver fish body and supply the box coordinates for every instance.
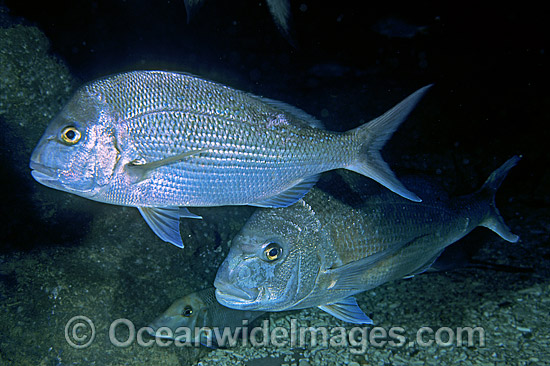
[148,288,264,347]
[30,70,430,247]
[214,157,520,324]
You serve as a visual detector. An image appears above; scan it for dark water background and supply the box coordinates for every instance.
[0,1,548,365]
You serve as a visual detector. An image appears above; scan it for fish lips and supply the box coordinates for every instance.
[147,316,182,340]
[214,280,260,309]
[29,161,62,189]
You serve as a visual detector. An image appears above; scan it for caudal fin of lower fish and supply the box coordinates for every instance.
[346,85,432,202]
[477,155,521,243]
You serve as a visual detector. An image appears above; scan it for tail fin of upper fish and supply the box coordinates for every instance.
[477,156,521,243]
[184,0,294,45]
[183,0,204,23]
[266,0,294,45]
[346,85,432,202]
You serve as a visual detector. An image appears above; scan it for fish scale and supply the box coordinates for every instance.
[30,70,430,247]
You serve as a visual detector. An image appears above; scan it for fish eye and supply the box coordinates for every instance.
[264,242,282,262]
[182,305,193,317]
[60,126,82,145]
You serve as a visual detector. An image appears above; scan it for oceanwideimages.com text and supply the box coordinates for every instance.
[65,315,485,353]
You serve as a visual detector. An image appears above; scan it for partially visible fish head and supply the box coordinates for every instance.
[148,292,209,342]
[30,89,122,199]
[215,201,322,312]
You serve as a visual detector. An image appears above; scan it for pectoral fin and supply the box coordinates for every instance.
[324,235,428,290]
[138,207,202,248]
[250,174,320,208]
[126,149,207,182]
[318,297,373,324]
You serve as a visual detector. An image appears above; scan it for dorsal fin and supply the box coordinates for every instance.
[254,95,324,129]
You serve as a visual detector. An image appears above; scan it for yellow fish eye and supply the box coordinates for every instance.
[264,242,282,261]
[60,126,82,145]
[182,305,193,317]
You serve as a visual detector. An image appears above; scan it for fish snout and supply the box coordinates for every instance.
[29,133,101,193]
[30,139,54,177]
[29,137,66,188]
[222,256,266,287]
[214,260,260,307]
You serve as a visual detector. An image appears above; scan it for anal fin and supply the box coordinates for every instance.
[250,174,320,208]
[402,249,444,279]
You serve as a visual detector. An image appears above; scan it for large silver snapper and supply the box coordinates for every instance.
[29,70,429,247]
[214,157,520,324]
[148,287,264,347]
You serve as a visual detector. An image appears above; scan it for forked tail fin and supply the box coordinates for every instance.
[346,85,432,202]
[477,156,521,243]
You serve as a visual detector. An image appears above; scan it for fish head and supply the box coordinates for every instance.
[148,291,211,343]
[215,200,323,312]
[29,89,123,199]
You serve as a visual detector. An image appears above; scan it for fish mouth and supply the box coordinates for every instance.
[147,327,177,340]
[30,158,97,194]
[29,161,58,183]
[214,280,260,309]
